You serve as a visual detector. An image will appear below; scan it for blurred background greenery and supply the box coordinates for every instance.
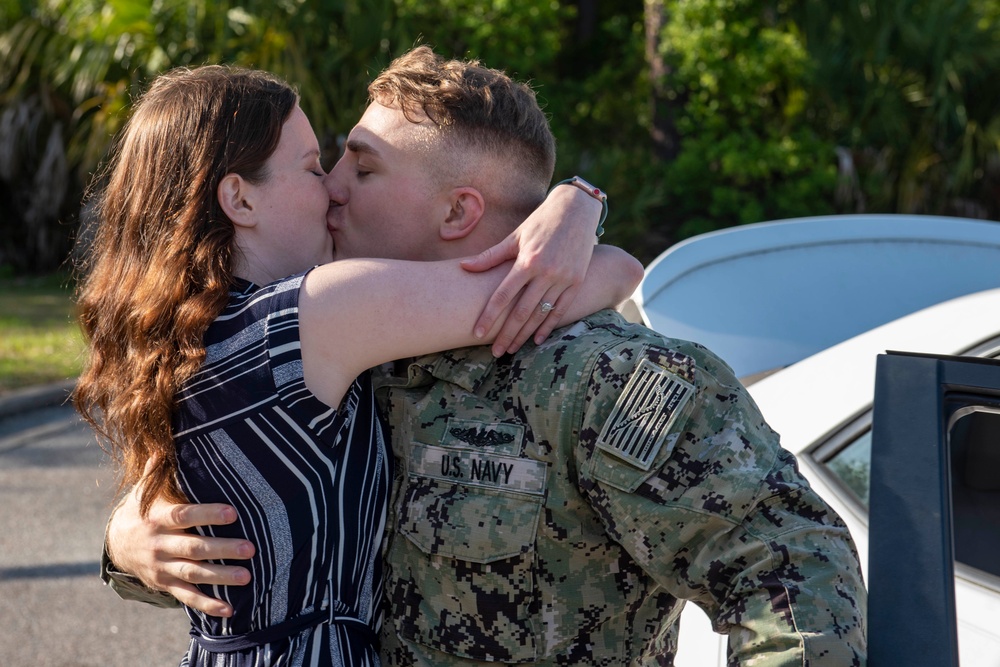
[0,272,81,392]
[5,0,1000,272]
[1,0,999,388]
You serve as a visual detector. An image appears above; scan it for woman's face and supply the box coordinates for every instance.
[236,106,333,282]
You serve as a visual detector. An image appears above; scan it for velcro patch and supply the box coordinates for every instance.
[410,444,547,495]
[597,358,695,471]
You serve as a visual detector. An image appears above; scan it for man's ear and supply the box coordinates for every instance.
[440,187,485,241]
[217,173,256,228]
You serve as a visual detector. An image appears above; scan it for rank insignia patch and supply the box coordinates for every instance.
[597,358,695,470]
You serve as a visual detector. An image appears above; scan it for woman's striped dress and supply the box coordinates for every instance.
[173,273,390,667]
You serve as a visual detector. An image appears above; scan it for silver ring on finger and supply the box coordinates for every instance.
[539,301,555,314]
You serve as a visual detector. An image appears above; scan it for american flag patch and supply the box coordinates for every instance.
[597,358,695,471]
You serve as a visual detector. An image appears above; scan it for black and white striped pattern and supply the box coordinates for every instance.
[173,273,390,667]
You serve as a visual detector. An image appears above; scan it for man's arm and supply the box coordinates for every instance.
[103,485,254,617]
[577,336,867,666]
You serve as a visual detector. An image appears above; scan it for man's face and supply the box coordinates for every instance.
[325,102,448,261]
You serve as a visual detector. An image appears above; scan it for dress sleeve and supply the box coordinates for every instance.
[575,339,867,666]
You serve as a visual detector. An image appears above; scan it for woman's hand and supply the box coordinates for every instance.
[462,184,601,356]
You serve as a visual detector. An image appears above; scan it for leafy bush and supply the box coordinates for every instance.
[652,0,838,240]
[794,0,1000,217]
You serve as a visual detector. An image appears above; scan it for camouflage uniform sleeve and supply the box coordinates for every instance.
[99,512,181,608]
[576,337,867,666]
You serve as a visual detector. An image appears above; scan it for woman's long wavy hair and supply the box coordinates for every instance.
[73,65,298,514]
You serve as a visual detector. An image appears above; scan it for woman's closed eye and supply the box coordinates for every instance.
[308,159,326,177]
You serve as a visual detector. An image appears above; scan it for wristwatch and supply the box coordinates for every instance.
[554,175,609,237]
[563,175,607,204]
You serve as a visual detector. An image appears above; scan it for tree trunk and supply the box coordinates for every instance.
[574,0,598,41]
[644,0,682,162]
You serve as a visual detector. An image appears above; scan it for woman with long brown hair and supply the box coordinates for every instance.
[73,65,635,666]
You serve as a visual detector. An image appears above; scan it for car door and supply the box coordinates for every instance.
[869,351,1000,667]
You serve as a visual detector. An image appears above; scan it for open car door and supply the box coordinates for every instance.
[870,352,1000,666]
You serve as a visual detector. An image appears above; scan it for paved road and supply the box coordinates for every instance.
[0,403,190,666]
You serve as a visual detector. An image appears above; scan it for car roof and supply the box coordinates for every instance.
[627,215,1000,380]
[747,285,1000,453]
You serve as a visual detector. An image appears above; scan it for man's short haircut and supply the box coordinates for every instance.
[369,46,556,218]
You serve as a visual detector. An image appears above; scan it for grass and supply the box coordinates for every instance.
[0,273,85,395]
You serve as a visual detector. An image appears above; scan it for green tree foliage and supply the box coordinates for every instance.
[545,7,661,258]
[793,0,1000,217]
[637,0,1000,246]
[649,0,837,241]
[2,0,1000,273]
[391,0,568,73]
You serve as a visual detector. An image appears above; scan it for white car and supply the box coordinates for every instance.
[624,215,1000,667]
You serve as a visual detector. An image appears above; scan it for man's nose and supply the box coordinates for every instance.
[324,158,348,205]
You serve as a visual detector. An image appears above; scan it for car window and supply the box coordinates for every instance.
[949,407,1000,580]
[824,431,871,508]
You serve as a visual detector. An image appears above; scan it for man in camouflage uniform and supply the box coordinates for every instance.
[102,47,867,665]
[374,312,866,665]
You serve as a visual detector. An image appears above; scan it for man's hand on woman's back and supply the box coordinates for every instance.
[107,485,254,617]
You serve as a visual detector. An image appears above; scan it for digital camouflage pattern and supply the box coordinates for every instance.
[374,309,867,666]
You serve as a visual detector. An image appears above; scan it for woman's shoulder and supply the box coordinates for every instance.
[205,271,312,347]
[224,271,312,312]
[232,270,310,298]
